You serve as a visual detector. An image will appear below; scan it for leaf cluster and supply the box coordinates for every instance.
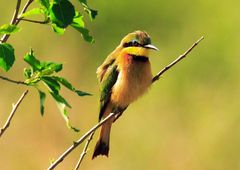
[23,49,91,131]
[0,0,97,72]
[0,0,97,131]
[23,0,96,41]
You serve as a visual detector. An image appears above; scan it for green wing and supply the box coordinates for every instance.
[98,62,118,121]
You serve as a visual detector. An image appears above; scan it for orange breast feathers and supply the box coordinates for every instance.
[110,53,152,107]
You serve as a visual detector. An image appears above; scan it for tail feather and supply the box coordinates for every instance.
[92,119,112,159]
[92,139,109,159]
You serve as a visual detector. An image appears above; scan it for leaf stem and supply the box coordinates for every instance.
[18,18,49,24]
[0,75,27,85]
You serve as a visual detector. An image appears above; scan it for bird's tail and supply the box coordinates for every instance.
[92,119,112,159]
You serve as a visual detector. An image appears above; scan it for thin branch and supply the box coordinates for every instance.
[152,36,204,83]
[47,113,116,170]
[18,18,49,24]
[9,0,22,25]
[0,90,28,138]
[1,0,34,43]
[74,132,95,170]
[0,75,27,85]
[1,0,22,42]
[15,0,34,25]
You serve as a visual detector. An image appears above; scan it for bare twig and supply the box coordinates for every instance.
[10,0,22,25]
[0,75,27,85]
[0,90,28,138]
[47,113,116,170]
[1,0,34,43]
[152,36,204,83]
[74,132,95,170]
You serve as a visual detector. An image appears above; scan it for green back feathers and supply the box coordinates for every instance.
[98,62,118,121]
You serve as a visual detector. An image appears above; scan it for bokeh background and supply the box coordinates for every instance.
[1,0,240,169]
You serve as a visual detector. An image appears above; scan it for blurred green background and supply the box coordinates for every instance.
[1,0,240,169]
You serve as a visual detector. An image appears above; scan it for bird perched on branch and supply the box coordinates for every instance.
[92,30,158,159]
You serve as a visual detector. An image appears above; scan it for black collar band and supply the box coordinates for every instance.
[130,54,149,62]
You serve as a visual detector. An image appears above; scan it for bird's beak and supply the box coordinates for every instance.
[144,44,159,51]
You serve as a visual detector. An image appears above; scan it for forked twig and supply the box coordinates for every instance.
[74,132,95,170]
[1,0,34,43]
[47,113,116,170]
[18,18,49,24]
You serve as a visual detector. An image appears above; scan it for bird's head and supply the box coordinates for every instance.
[119,30,158,57]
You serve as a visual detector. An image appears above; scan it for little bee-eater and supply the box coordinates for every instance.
[92,30,158,159]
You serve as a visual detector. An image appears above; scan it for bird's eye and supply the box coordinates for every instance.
[123,40,141,48]
[132,40,139,46]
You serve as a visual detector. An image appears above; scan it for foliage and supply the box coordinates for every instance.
[22,49,91,131]
[0,43,15,71]
[0,0,97,131]
[0,24,20,35]
[0,0,96,72]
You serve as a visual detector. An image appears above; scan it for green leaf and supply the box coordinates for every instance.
[51,23,65,34]
[53,100,79,132]
[0,24,20,35]
[0,43,15,71]
[70,126,80,132]
[83,7,97,21]
[72,12,84,27]
[52,76,91,96]
[23,68,33,78]
[50,92,71,108]
[50,91,71,108]
[77,0,98,21]
[38,90,46,115]
[42,76,61,94]
[24,49,42,71]
[75,90,91,96]
[37,0,50,17]
[38,0,50,9]
[71,12,94,43]
[56,101,69,123]
[49,0,75,28]
[20,8,44,18]
[41,62,62,74]
[24,49,62,74]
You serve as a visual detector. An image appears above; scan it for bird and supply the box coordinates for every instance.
[92,30,158,159]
